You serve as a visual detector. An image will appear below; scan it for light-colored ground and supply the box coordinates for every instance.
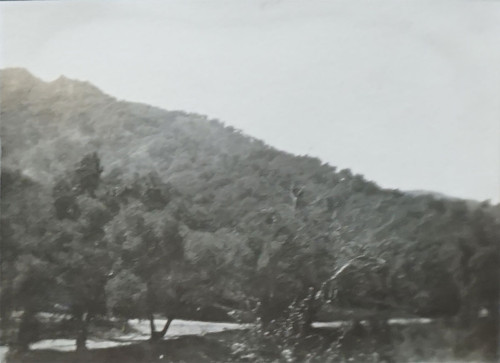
[312,317,433,329]
[0,347,8,363]
[0,318,435,361]
[0,319,248,361]
[29,319,248,352]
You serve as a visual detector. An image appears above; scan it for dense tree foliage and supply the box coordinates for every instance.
[1,68,499,360]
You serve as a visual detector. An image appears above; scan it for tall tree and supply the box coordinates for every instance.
[104,175,186,341]
[49,153,113,352]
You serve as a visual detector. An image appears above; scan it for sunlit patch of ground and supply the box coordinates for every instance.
[0,318,432,358]
[28,319,248,352]
[128,319,249,338]
[312,317,432,329]
[0,346,8,363]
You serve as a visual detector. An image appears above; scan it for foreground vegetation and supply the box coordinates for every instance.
[1,68,499,361]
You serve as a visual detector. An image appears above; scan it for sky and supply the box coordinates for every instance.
[1,0,499,202]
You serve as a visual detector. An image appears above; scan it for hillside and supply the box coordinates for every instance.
[2,68,273,185]
[1,68,499,360]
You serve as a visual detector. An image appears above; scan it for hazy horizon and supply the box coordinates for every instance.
[1,0,499,202]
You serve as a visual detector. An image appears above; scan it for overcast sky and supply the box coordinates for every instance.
[1,0,499,202]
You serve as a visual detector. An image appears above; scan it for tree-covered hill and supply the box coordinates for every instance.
[1,68,265,185]
[1,68,499,359]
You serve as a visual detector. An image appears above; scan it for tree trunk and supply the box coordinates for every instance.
[257,294,272,329]
[76,311,91,352]
[149,313,156,337]
[472,300,499,361]
[298,287,318,337]
[15,309,38,353]
[149,314,174,342]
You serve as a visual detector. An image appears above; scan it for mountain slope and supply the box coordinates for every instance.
[1,68,267,184]
[1,68,499,321]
